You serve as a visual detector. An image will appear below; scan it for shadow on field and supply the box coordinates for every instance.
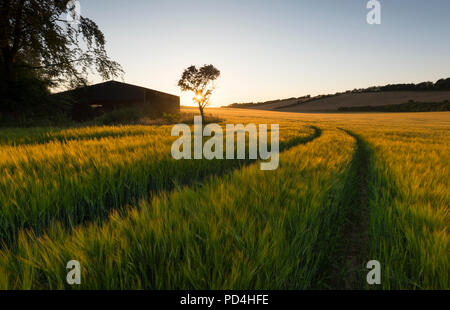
[325,129,372,289]
[1,126,322,248]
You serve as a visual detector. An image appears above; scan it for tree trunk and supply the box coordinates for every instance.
[199,105,204,123]
[0,49,15,113]
[0,0,24,113]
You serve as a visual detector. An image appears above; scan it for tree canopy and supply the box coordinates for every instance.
[178,64,220,119]
[0,0,123,117]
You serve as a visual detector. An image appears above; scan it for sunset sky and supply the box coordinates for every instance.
[80,0,450,107]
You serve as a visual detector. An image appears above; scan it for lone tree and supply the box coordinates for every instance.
[0,0,123,116]
[178,64,220,120]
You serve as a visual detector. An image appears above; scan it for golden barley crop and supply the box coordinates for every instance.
[0,108,448,289]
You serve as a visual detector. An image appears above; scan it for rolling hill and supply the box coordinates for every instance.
[225,78,450,112]
[276,91,450,112]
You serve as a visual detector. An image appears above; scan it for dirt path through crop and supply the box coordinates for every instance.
[334,130,370,289]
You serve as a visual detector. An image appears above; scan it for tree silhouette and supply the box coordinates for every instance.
[0,0,123,115]
[178,64,220,120]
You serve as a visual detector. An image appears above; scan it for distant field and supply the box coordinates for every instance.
[0,108,448,290]
[241,91,450,112]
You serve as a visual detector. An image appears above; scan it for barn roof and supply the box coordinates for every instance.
[57,80,179,105]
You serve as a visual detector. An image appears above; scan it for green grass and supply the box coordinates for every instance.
[0,125,167,146]
[0,128,356,289]
[0,109,448,289]
[361,127,449,289]
[0,124,315,245]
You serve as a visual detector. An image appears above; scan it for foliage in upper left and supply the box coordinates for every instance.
[0,0,123,124]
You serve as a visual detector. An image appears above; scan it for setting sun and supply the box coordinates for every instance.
[193,92,204,103]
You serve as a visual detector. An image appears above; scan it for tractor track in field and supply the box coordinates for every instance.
[0,126,322,248]
[333,130,371,289]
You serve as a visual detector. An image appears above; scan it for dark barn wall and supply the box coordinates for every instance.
[145,90,180,115]
[62,81,180,121]
[72,81,146,105]
[70,82,146,121]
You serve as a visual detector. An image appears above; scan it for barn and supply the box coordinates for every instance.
[61,81,180,121]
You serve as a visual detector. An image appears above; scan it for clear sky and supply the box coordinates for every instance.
[79,0,450,107]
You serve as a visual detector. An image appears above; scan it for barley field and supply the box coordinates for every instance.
[0,108,448,290]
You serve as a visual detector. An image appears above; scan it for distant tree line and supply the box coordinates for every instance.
[227,95,311,108]
[226,78,450,109]
[338,100,450,113]
[346,78,450,94]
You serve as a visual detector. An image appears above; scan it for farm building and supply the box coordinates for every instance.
[60,81,180,121]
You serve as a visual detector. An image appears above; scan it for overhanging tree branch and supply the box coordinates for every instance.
[1,0,123,103]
